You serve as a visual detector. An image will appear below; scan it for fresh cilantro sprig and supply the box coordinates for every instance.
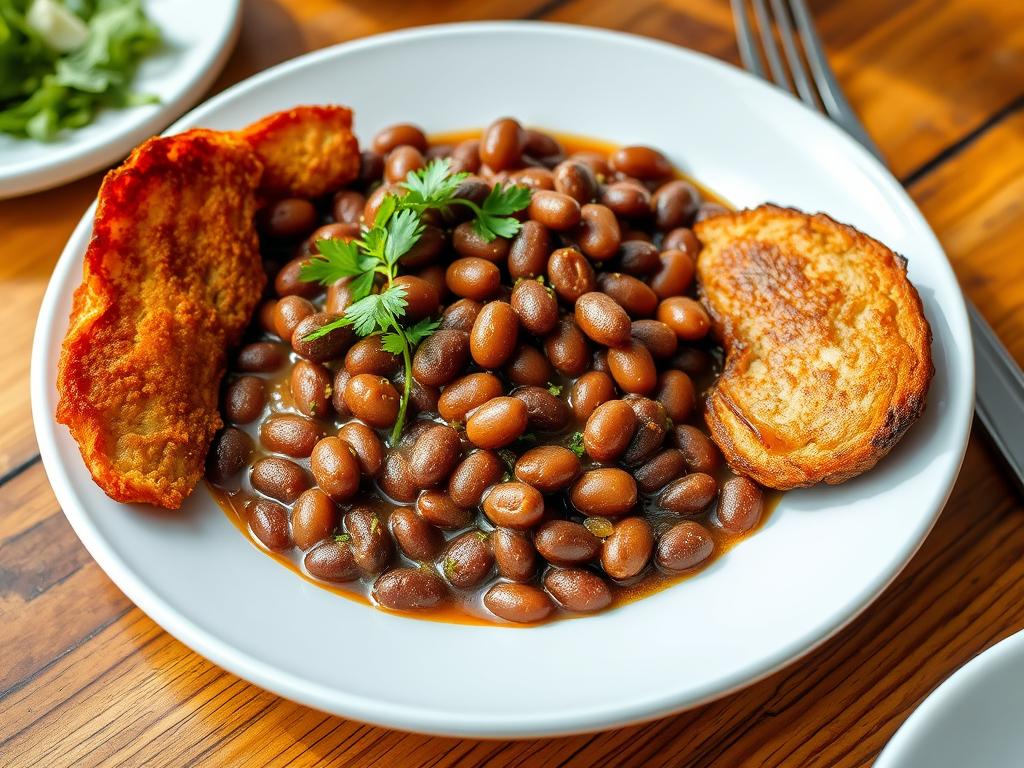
[299,158,531,444]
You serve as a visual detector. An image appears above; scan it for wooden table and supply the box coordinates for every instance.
[2,0,1023,764]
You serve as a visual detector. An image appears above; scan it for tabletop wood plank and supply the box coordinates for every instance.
[3,0,1024,765]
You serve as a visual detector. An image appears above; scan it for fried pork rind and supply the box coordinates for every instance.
[240,104,360,198]
[56,129,265,509]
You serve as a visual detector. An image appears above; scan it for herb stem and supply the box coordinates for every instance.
[391,320,414,446]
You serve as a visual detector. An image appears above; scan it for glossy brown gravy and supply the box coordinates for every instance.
[209,128,781,626]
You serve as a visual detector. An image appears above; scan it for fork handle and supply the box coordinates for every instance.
[969,303,1024,486]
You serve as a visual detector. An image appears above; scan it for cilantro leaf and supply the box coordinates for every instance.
[473,183,532,241]
[299,238,363,285]
[379,330,407,356]
[568,431,585,458]
[547,382,563,396]
[348,270,376,302]
[374,195,397,228]
[384,208,424,266]
[404,317,441,346]
[401,158,468,206]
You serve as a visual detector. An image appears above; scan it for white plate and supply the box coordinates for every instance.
[0,0,241,199]
[877,632,1024,767]
[30,22,974,738]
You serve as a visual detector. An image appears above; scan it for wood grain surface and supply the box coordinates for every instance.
[2,0,1023,765]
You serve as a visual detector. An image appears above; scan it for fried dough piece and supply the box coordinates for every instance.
[695,205,933,489]
[240,104,360,198]
[57,130,265,509]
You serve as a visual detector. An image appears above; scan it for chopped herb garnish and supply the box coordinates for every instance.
[568,431,585,458]
[333,533,351,543]
[546,382,563,396]
[299,159,531,444]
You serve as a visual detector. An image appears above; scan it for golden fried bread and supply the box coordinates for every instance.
[240,104,360,198]
[56,130,264,509]
[695,205,933,489]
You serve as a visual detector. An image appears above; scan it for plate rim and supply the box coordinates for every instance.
[0,0,243,199]
[30,20,975,737]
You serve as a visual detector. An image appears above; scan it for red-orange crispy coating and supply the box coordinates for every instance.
[56,130,265,509]
[240,104,360,197]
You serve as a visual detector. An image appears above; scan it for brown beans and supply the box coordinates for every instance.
[574,204,621,261]
[523,129,563,162]
[657,296,711,341]
[671,425,722,474]
[441,298,482,331]
[513,386,570,432]
[570,468,638,516]
[260,414,322,458]
[503,344,554,387]
[465,396,528,449]
[237,342,287,373]
[400,224,446,268]
[372,123,427,154]
[631,319,678,360]
[390,506,444,561]
[445,257,501,302]
[206,427,252,485]
[345,335,401,376]
[601,517,654,580]
[290,361,331,418]
[481,117,525,172]
[601,181,652,218]
[510,278,558,335]
[717,477,764,533]
[345,507,391,574]
[304,539,360,582]
[623,397,668,466]
[510,167,555,190]
[570,370,615,421]
[275,256,321,299]
[446,448,507,511]
[291,488,337,550]
[547,247,595,302]
[575,291,631,347]
[338,421,385,477]
[482,482,544,529]
[273,295,316,341]
[344,374,400,428]
[535,520,600,566]
[261,198,316,239]
[438,372,503,423]
[584,400,637,463]
[618,240,660,275]
[634,449,688,493]
[373,568,447,610]
[332,189,366,225]
[607,340,658,395]
[225,376,265,424]
[652,180,699,231]
[649,248,695,299]
[392,275,439,321]
[544,318,591,377]
[249,499,292,551]
[310,436,361,502]
[470,301,519,369]
[491,528,538,582]
[331,369,351,418]
[514,446,581,492]
[384,145,425,184]
[597,272,658,318]
[655,369,696,422]
[544,568,612,612]
[663,226,701,255]
[508,220,551,279]
[484,583,553,623]
[291,312,354,362]
[610,145,672,180]
[416,490,472,530]
[251,456,310,503]
[441,531,494,588]
[657,520,714,572]
[409,424,462,487]
[660,473,718,514]
[413,329,470,387]
[450,139,482,174]
[452,222,510,262]
[553,160,597,203]
[529,191,581,230]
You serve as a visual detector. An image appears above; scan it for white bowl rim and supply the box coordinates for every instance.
[30,20,974,737]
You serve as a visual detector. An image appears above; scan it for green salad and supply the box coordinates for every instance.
[0,0,161,140]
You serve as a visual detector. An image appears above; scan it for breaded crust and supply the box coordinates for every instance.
[56,130,265,509]
[240,104,360,198]
[695,205,933,489]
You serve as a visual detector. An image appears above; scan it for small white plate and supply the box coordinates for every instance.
[0,0,241,199]
[877,631,1024,768]
[31,22,974,738]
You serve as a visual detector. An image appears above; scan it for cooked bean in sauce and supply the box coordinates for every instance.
[208,122,777,626]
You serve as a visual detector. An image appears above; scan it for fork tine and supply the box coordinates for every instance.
[750,0,792,91]
[730,0,766,78]
[768,0,819,108]
[786,0,884,159]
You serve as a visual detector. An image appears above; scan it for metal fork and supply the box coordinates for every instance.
[732,0,1024,489]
